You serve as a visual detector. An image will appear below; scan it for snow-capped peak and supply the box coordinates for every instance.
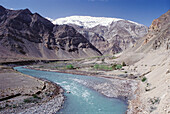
[47,16,144,28]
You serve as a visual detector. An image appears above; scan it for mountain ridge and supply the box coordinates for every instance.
[0,5,102,61]
[49,16,148,55]
[47,15,146,28]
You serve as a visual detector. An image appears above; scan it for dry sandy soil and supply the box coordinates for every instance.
[122,50,170,114]
[0,66,64,113]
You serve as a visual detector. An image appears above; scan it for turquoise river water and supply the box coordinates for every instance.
[14,66,127,114]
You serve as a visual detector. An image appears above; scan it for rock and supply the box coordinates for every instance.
[66,91,71,93]
[0,5,102,60]
[166,69,170,74]
[53,16,148,55]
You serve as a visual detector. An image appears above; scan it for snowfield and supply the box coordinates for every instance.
[47,16,144,28]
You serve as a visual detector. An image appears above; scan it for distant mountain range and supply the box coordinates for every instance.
[48,16,148,54]
[2,5,168,62]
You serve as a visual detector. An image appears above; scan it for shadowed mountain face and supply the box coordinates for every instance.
[0,6,101,60]
[53,16,148,55]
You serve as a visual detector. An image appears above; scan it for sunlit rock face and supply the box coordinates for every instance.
[52,16,148,55]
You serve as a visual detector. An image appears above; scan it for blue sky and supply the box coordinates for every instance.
[0,0,169,26]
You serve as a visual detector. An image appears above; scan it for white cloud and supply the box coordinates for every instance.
[45,17,54,22]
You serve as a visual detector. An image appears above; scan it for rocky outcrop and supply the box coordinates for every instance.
[149,10,170,50]
[118,10,170,114]
[53,16,148,55]
[0,6,101,60]
[118,10,170,64]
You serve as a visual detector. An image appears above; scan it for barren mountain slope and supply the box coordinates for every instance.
[52,16,148,55]
[0,6,101,61]
[119,10,170,114]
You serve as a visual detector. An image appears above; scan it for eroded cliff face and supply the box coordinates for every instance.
[0,6,101,60]
[148,10,170,50]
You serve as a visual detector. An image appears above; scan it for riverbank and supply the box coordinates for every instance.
[18,53,170,114]
[0,66,64,113]
[0,56,142,113]
[26,65,139,113]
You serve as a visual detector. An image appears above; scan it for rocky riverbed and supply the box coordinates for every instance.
[0,66,64,113]
[27,64,139,113]
[73,77,138,101]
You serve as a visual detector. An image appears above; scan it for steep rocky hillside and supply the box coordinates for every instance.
[52,16,148,55]
[0,6,101,61]
[119,10,170,64]
[119,10,170,114]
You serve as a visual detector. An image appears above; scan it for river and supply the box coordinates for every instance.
[14,66,127,114]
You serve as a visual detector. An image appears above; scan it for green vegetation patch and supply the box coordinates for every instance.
[66,64,74,69]
[94,64,113,71]
[112,56,117,59]
[149,97,160,105]
[112,64,122,70]
[94,63,124,71]
[141,77,147,82]
[32,94,41,99]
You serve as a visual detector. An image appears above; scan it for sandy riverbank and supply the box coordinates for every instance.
[0,66,64,113]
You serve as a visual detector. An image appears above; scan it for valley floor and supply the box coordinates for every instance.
[27,56,140,113]
[0,53,169,114]
[29,54,170,114]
